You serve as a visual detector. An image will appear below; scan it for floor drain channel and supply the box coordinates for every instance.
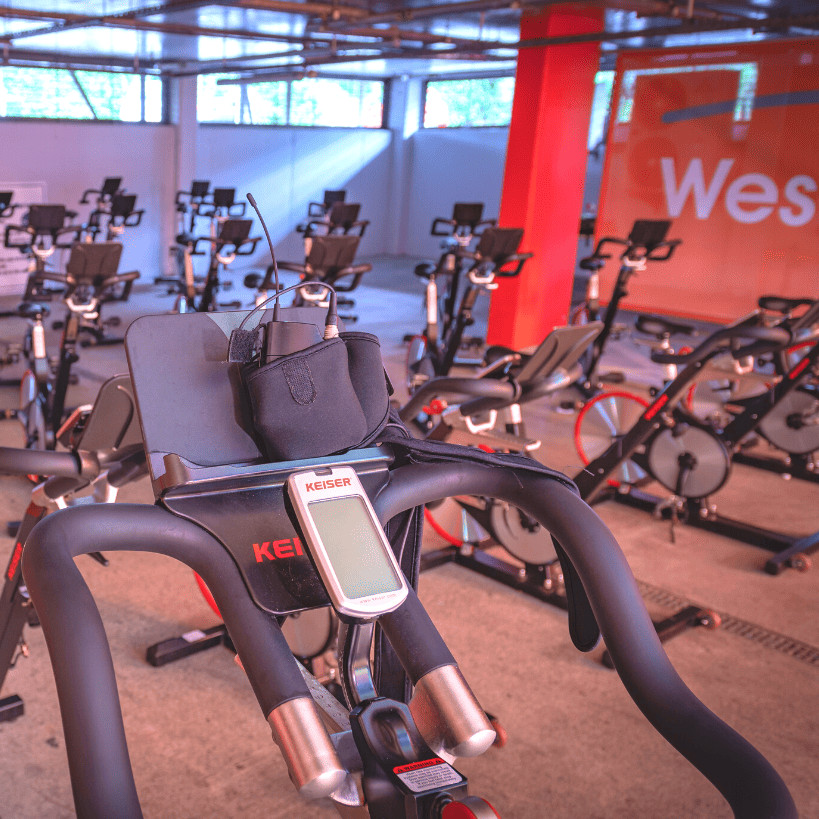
[635,580,819,667]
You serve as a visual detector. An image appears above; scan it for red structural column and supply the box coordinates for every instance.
[487,5,603,349]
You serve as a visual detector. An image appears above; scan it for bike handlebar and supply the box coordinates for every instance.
[20,462,797,818]
[430,217,496,237]
[0,446,81,478]
[399,378,517,422]
[583,236,681,265]
[651,324,792,366]
[192,234,261,257]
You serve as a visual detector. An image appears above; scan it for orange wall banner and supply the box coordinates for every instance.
[596,39,819,323]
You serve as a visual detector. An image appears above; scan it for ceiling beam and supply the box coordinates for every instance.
[0,5,309,45]
[229,0,371,21]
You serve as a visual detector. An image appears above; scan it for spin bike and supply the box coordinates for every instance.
[20,303,796,818]
[407,227,530,390]
[78,176,124,211]
[4,204,81,302]
[574,316,819,574]
[81,191,144,243]
[400,322,605,612]
[572,219,681,395]
[689,296,819,484]
[6,241,138,450]
[0,373,146,722]
[174,217,260,313]
[406,202,495,346]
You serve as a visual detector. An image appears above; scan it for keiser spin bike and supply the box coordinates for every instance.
[7,241,138,450]
[0,373,147,722]
[408,202,496,346]
[4,203,81,302]
[571,218,681,396]
[574,313,819,574]
[18,295,797,819]
[17,196,797,818]
[406,226,530,390]
[685,296,819,484]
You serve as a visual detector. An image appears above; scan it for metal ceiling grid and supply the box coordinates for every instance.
[0,1,815,78]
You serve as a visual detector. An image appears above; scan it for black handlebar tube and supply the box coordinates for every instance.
[22,504,317,819]
[0,445,82,478]
[399,378,517,423]
[374,463,796,819]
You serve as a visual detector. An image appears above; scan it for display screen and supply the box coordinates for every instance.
[307,495,402,600]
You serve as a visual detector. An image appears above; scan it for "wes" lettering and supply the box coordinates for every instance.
[661,157,816,227]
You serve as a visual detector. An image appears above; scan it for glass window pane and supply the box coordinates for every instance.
[0,66,163,122]
[423,77,515,128]
[75,71,143,121]
[588,70,615,150]
[289,78,383,128]
[197,73,241,123]
[0,66,92,119]
[245,82,287,125]
[144,75,164,123]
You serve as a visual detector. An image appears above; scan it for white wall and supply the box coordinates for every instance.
[0,107,512,281]
[402,127,510,258]
[0,120,175,280]
[195,124,393,265]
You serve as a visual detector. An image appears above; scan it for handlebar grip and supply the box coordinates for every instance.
[4,224,32,249]
[651,325,791,365]
[431,217,456,236]
[0,446,81,478]
[645,238,682,262]
[732,326,792,359]
[101,271,140,289]
[233,236,262,256]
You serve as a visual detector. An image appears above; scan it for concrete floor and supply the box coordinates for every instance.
[0,259,816,818]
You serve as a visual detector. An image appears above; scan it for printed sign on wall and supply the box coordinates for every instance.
[596,39,819,322]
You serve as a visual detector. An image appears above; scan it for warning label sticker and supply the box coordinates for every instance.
[393,758,463,793]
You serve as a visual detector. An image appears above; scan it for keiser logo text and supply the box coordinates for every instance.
[254,537,304,563]
[305,477,352,492]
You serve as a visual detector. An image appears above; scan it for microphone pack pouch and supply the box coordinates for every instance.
[241,330,391,462]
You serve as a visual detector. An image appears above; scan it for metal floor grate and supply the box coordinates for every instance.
[636,579,819,667]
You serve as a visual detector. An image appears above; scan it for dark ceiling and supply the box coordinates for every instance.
[0,1,816,79]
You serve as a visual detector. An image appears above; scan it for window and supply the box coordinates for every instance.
[197,74,384,128]
[0,66,163,122]
[290,78,383,128]
[588,71,615,150]
[423,77,515,128]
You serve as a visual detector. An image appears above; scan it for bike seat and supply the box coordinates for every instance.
[175,232,196,246]
[758,295,814,314]
[414,262,435,280]
[579,256,606,271]
[635,314,695,338]
[17,301,49,319]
